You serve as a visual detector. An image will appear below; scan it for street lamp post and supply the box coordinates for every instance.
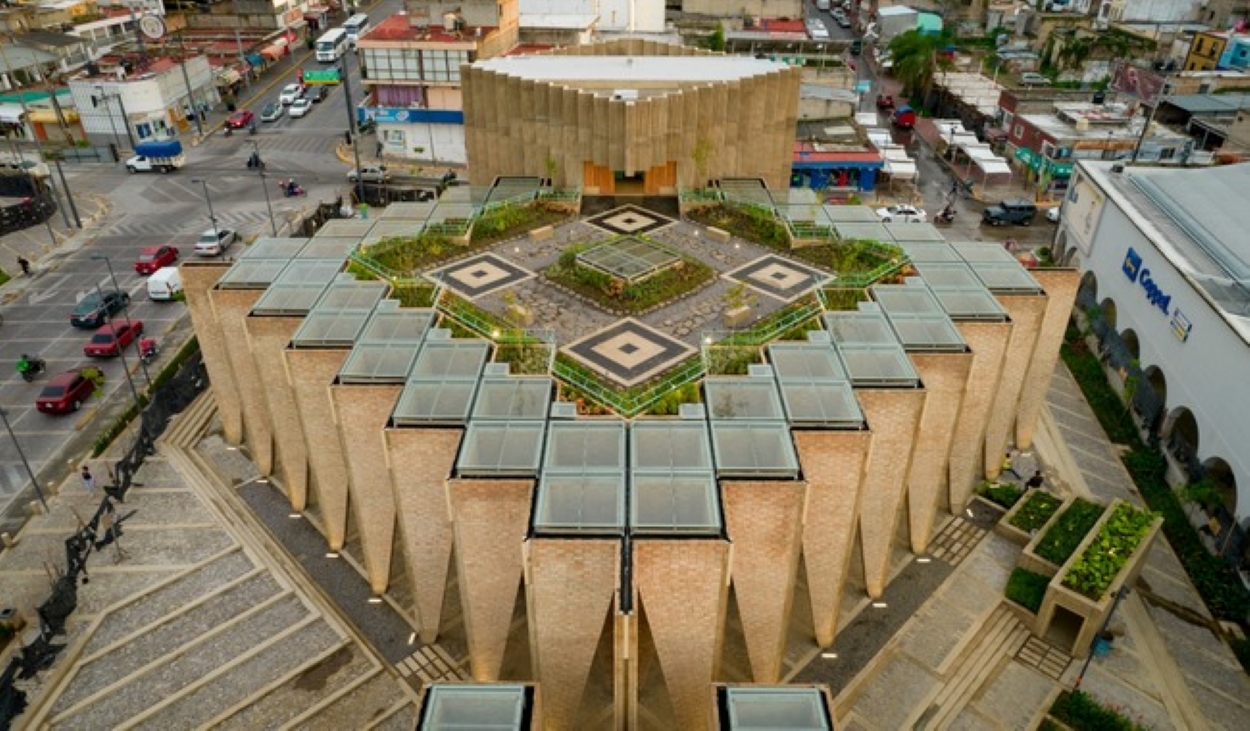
[94,85,124,154]
[91,254,152,389]
[94,284,145,417]
[340,56,364,203]
[248,139,278,236]
[191,178,220,237]
[0,407,49,512]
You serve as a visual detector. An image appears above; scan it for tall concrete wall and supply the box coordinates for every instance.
[795,430,870,647]
[386,428,462,641]
[179,264,241,444]
[331,385,402,594]
[635,540,730,731]
[721,481,806,683]
[1016,269,1082,449]
[284,348,352,549]
[243,318,309,510]
[857,388,927,599]
[907,352,973,553]
[448,478,534,681]
[209,289,273,474]
[526,539,620,731]
[948,321,1012,509]
[984,295,1048,477]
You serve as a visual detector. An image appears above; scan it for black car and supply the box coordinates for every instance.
[310,86,330,103]
[70,290,131,328]
[981,200,1038,226]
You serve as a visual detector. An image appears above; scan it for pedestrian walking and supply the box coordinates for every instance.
[1025,470,1044,490]
[376,141,384,157]
[1002,452,1021,480]
[81,465,96,496]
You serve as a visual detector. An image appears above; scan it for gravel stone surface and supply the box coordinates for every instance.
[288,669,409,730]
[61,573,284,708]
[54,595,310,726]
[83,548,255,655]
[209,645,378,731]
[369,702,420,731]
[133,620,343,730]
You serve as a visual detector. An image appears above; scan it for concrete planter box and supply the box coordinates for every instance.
[723,305,754,328]
[997,489,1065,547]
[1036,498,1164,658]
[1015,494,1081,579]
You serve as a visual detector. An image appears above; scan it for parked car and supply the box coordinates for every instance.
[1021,72,1051,86]
[347,165,391,183]
[134,244,178,275]
[279,83,306,105]
[310,86,329,103]
[982,200,1038,226]
[36,369,97,415]
[875,204,928,223]
[194,228,238,256]
[85,319,144,358]
[288,97,314,118]
[876,93,895,110]
[70,290,130,329]
[806,19,830,40]
[892,105,916,130]
[225,110,254,129]
[260,101,284,122]
[1046,206,1062,223]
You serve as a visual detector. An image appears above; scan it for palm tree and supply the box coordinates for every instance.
[888,29,955,104]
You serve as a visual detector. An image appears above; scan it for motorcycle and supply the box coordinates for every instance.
[935,205,956,225]
[246,152,265,170]
[139,337,159,365]
[280,181,307,198]
[17,354,46,382]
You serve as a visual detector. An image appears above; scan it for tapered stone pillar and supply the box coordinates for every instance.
[244,317,308,509]
[180,263,240,443]
[210,289,273,473]
[984,294,1048,477]
[907,352,973,553]
[284,348,351,549]
[948,321,1012,511]
[1015,269,1081,449]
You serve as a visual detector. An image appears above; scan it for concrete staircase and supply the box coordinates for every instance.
[914,604,1031,730]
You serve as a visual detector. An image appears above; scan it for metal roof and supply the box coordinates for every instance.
[475,55,792,84]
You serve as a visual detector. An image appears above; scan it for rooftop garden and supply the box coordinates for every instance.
[1034,498,1105,566]
[1009,491,1064,534]
[1062,502,1158,600]
[543,238,716,315]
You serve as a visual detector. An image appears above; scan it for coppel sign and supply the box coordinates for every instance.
[1122,247,1192,341]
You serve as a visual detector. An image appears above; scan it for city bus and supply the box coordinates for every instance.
[342,13,371,50]
[315,28,349,62]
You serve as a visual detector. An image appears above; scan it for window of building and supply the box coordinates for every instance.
[1013,124,1024,138]
[1041,142,1056,158]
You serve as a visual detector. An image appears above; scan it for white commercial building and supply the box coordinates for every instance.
[1055,160,1250,539]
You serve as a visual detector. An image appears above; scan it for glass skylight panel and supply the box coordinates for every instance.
[420,684,528,729]
[251,282,328,316]
[533,474,625,534]
[631,422,713,471]
[968,261,1043,293]
[723,687,831,730]
[631,474,721,534]
[882,221,944,242]
[704,379,785,421]
[821,204,879,223]
[291,310,371,347]
[274,259,343,287]
[457,422,545,475]
[544,422,625,472]
[410,341,490,381]
[896,241,961,262]
[767,343,847,380]
[710,422,799,476]
[823,311,897,344]
[313,278,388,311]
[929,288,1008,320]
[362,220,422,246]
[217,259,290,289]
[836,343,920,385]
[359,307,432,343]
[316,219,374,238]
[239,237,309,259]
[884,313,966,350]
[778,380,864,426]
[472,378,552,420]
[393,380,479,424]
[378,201,436,220]
[832,222,891,242]
[338,342,419,383]
[296,236,359,259]
[913,262,983,289]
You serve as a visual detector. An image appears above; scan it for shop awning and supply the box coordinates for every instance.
[215,68,242,86]
[260,45,284,61]
[0,104,25,124]
[247,53,264,67]
[27,108,78,123]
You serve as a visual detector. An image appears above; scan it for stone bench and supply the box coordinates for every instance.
[705,226,731,244]
[529,225,554,242]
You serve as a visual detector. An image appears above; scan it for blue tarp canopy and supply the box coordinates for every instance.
[133,140,184,157]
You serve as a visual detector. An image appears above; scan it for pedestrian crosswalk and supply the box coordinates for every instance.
[102,210,279,238]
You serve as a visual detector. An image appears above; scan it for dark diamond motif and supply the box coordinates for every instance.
[618,343,640,355]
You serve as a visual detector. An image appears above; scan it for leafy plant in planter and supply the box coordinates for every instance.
[1009,491,1063,533]
[977,480,1023,509]
[1034,498,1105,565]
[1005,567,1049,613]
[1049,690,1149,730]
[1062,502,1158,600]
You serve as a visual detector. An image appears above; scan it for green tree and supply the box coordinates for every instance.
[888,29,955,102]
[705,22,726,52]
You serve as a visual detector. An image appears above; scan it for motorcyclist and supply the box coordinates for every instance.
[16,353,32,375]
[17,256,31,276]
[286,179,300,197]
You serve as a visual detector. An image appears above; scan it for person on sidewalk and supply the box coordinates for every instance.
[81,465,96,496]
[1025,470,1044,490]
[1002,451,1022,480]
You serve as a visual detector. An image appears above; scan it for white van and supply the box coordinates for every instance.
[148,266,183,301]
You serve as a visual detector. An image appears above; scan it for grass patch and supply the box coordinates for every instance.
[687,203,790,249]
[470,201,572,246]
[1005,567,1049,613]
[1009,490,1064,532]
[543,241,714,314]
[1049,690,1149,730]
[1034,498,1105,566]
[978,481,1024,509]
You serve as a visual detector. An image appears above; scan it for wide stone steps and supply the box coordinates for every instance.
[366,701,421,731]
[158,391,218,449]
[283,667,413,730]
[916,604,1030,730]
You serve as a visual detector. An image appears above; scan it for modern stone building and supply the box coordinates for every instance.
[181,191,1078,729]
[462,39,801,193]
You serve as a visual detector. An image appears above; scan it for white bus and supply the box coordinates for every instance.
[315,28,349,62]
[342,13,371,50]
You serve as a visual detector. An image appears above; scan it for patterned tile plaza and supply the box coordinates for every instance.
[585,204,678,237]
[722,254,833,302]
[562,318,698,387]
[426,252,534,300]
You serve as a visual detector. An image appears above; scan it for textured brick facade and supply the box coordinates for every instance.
[386,428,462,642]
[331,385,402,593]
[948,322,1011,510]
[448,478,534,681]
[907,352,973,553]
[634,540,730,731]
[983,295,1048,477]
[526,539,620,731]
[1016,269,1081,449]
[794,430,870,647]
[721,481,805,683]
[243,317,309,510]
[210,289,273,473]
[180,263,240,443]
[284,348,352,549]
[856,389,927,598]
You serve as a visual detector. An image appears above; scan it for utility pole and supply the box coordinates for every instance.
[340,56,364,202]
[177,38,204,137]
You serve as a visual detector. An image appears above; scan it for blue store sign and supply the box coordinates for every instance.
[1122,247,1191,341]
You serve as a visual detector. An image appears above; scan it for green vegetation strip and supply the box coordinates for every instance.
[1005,567,1049,614]
[1063,502,1157,600]
[1009,491,1063,533]
[1034,498,1105,566]
[1048,690,1149,731]
[92,338,202,457]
